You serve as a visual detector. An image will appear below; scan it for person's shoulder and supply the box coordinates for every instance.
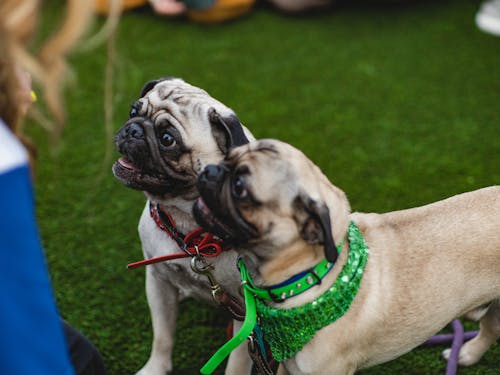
[0,119,28,175]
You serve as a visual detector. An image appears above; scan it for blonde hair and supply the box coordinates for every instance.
[0,0,94,154]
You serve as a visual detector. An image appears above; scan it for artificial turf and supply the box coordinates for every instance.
[31,0,499,373]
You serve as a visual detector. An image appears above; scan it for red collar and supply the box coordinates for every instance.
[127,202,230,269]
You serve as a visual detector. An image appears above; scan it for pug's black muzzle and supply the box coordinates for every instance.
[113,117,194,195]
[194,164,257,242]
[115,121,144,148]
[194,164,234,240]
[198,164,226,205]
[114,118,152,170]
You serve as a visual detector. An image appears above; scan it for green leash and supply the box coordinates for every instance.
[200,261,257,374]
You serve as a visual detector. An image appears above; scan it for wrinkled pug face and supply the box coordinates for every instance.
[193,139,344,264]
[113,77,249,200]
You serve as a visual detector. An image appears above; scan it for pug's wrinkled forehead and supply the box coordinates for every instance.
[224,140,297,200]
[132,78,214,114]
[227,139,311,175]
[226,139,328,203]
[126,77,247,152]
[145,79,209,102]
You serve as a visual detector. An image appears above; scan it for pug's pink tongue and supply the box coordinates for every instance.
[119,157,140,171]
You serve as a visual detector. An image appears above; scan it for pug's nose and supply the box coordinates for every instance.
[124,122,144,139]
[200,164,225,183]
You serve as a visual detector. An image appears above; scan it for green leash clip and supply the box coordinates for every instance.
[200,259,257,374]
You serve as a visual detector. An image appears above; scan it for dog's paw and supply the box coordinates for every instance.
[441,342,482,367]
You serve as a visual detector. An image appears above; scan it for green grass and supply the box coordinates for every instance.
[30,0,499,373]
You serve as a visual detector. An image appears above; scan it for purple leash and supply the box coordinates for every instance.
[423,319,479,375]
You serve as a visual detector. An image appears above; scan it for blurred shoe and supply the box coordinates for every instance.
[476,0,500,36]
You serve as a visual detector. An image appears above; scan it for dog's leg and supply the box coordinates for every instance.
[464,303,491,321]
[137,266,179,375]
[225,319,253,375]
[443,299,500,366]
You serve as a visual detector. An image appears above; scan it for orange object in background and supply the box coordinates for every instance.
[94,0,254,22]
[188,0,255,22]
[94,0,147,14]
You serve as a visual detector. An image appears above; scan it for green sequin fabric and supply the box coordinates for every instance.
[255,221,369,362]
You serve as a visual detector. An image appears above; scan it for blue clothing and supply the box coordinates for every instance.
[0,120,74,374]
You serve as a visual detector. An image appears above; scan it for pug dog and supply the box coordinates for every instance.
[193,139,500,375]
[113,78,255,375]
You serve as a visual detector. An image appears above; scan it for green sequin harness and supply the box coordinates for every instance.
[255,221,369,362]
[199,222,369,374]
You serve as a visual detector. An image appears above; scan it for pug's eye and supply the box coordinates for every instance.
[232,175,248,199]
[129,107,139,117]
[160,131,176,148]
[129,101,143,117]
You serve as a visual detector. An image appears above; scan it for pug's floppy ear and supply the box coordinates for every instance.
[209,108,250,153]
[295,193,338,263]
[139,77,176,97]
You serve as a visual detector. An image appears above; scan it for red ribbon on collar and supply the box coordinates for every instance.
[127,202,229,269]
